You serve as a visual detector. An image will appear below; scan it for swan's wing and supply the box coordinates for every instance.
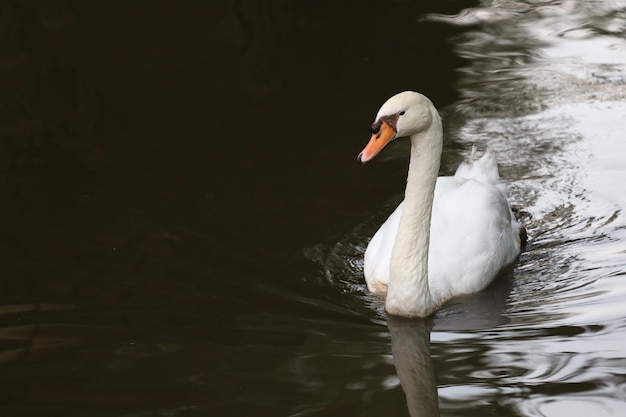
[428,177,521,298]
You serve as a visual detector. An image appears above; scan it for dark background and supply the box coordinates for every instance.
[0,0,470,257]
[0,1,475,415]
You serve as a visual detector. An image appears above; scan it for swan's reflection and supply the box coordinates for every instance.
[387,272,514,416]
[388,315,439,417]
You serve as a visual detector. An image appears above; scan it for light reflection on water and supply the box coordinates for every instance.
[437,1,626,415]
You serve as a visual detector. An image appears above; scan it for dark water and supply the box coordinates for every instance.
[2,1,626,416]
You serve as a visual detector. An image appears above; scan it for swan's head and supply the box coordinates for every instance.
[358,91,436,163]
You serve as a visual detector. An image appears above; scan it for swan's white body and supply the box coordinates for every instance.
[359,92,523,317]
[364,151,522,301]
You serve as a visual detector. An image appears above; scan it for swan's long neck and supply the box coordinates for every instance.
[386,109,443,317]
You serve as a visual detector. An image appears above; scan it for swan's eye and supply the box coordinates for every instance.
[399,111,406,116]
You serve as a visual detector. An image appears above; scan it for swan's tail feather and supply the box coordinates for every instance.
[454,146,501,184]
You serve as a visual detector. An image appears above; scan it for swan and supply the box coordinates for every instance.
[358,91,525,317]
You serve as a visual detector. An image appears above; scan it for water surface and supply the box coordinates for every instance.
[1,1,626,417]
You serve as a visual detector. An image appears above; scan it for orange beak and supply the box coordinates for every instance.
[357,121,397,163]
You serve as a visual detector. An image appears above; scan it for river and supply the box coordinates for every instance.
[0,1,625,416]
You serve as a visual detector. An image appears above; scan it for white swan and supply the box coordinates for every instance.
[358,91,524,317]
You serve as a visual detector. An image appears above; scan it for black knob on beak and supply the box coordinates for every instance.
[370,120,381,135]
